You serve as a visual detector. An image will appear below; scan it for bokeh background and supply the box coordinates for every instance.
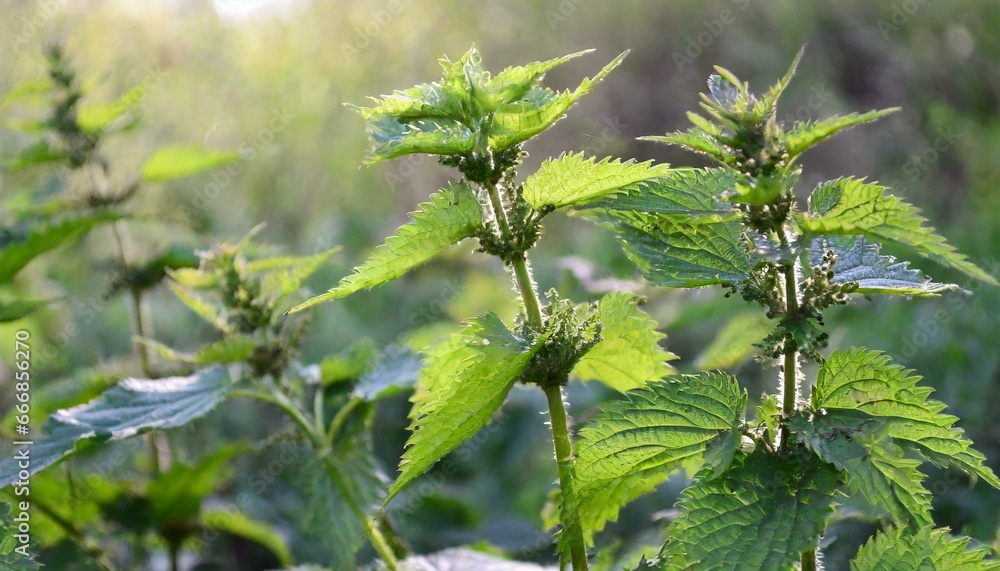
[2,0,999,568]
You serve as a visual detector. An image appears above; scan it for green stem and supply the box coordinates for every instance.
[544,384,590,571]
[94,162,164,476]
[485,181,544,326]
[487,179,587,569]
[327,397,363,445]
[233,388,400,570]
[801,547,816,571]
[778,256,800,453]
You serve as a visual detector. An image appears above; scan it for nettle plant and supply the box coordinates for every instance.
[568,53,1000,569]
[299,46,1000,570]
[290,47,681,570]
[1,48,415,570]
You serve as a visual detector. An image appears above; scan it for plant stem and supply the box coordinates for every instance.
[92,164,166,475]
[544,384,590,571]
[327,397,363,445]
[234,387,400,570]
[485,181,544,326]
[488,179,587,569]
[801,547,816,571]
[778,256,800,453]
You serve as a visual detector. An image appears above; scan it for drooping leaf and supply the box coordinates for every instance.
[571,373,746,544]
[659,451,842,570]
[523,152,669,210]
[388,313,543,503]
[696,311,773,370]
[602,210,753,287]
[850,526,1000,571]
[200,509,293,567]
[809,348,1000,490]
[352,348,422,401]
[289,183,482,313]
[571,292,677,391]
[0,213,121,283]
[800,178,998,285]
[810,235,966,297]
[489,50,627,150]
[141,146,240,182]
[361,115,477,164]
[785,109,899,159]
[0,367,234,488]
[792,414,933,528]
[583,168,740,222]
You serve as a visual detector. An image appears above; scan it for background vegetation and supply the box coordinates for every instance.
[1,0,998,568]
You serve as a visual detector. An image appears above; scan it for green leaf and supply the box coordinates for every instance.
[571,292,677,391]
[0,213,121,283]
[289,183,482,313]
[800,178,998,285]
[4,141,65,171]
[296,405,385,569]
[725,172,795,206]
[76,85,148,134]
[318,339,377,386]
[641,129,730,165]
[792,414,933,528]
[851,526,1000,571]
[602,211,752,287]
[353,348,422,401]
[810,348,1000,490]
[141,146,240,182]
[571,372,746,544]
[200,510,293,567]
[785,109,899,159]
[252,247,340,306]
[352,49,625,161]
[0,367,234,488]
[0,78,52,108]
[810,235,966,297]
[362,115,477,164]
[696,311,773,370]
[0,503,43,569]
[523,152,670,210]
[166,281,231,332]
[487,49,593,105]
[489,50,627,150]
[659,450,842,570]
[147,445,243,524]
[582,168,740,222]
[138,336,255,365]
[0,296,54,323]
[388,313,543,503]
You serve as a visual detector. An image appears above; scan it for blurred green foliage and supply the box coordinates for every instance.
[1,0,999,568]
